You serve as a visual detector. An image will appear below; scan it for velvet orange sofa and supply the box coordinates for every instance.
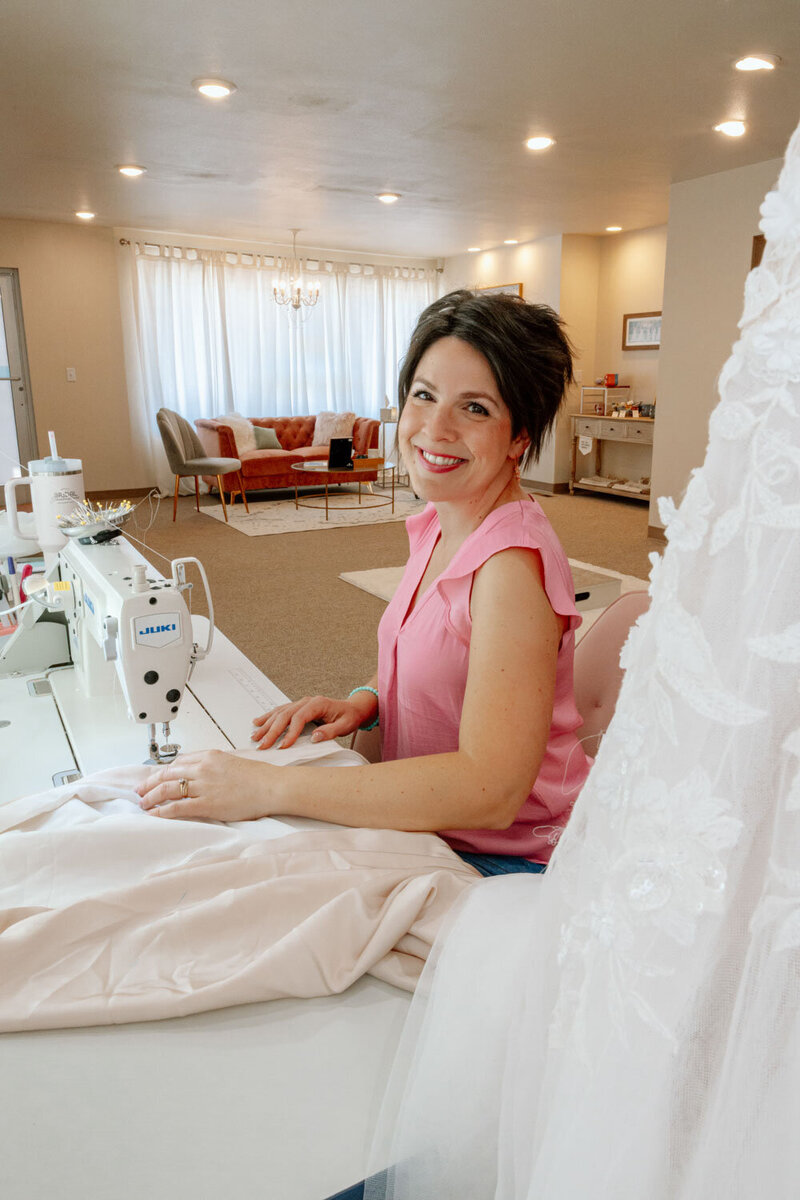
[195,415,380,498]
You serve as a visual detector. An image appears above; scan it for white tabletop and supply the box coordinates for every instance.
[0,978,409,1200]
[1,617,411,1199]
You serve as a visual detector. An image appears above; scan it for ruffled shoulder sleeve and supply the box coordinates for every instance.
[405,502,440,555]
[438,499,580,633]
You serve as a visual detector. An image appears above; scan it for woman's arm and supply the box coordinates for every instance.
[138,549,562,830]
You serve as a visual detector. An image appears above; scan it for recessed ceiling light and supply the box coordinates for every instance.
[192,78,237,99]
[75,211,95,220]
[503,239,518,245]
[606,226,622,232]
[525,136,555,151]
[376,192,400,204]
[118,165,146,177]
[735,54,780,71]
[467,247,482,253]
[714,120,746,137]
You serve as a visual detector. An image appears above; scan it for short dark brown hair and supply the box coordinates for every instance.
[398,290,574,467]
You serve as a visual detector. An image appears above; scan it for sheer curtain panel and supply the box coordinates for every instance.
[116,238,437,494]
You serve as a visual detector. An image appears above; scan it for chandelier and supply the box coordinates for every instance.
[273,229,320,313]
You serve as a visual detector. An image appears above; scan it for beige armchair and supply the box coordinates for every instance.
[156,408,250,522]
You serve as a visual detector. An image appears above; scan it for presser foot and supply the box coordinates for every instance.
[146,723,181,765]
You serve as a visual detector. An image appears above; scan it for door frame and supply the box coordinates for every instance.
[0,267,39,472]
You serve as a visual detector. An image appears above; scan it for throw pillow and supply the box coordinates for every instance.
[253,425,283,450]
[221,413,257,454]
[312,410,356,447]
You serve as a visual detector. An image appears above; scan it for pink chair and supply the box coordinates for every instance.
[572,590,650,757]
[352,590,650,764]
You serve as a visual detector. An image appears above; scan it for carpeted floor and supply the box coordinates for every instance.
[124,486,661,705]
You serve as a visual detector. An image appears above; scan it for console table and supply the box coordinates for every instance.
[570,414,654,503]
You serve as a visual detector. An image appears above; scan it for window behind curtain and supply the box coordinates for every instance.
[134,249,437,424]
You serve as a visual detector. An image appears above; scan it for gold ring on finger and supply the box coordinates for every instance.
[178,777,189,799]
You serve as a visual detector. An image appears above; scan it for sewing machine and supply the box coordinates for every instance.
[28,533,212,762]
[0,529,288,795]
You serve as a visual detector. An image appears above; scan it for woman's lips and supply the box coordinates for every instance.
[415,447,466,473]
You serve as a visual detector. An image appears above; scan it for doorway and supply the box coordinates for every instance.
[0,269,38,487]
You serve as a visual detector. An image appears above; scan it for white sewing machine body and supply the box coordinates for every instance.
[58,538,195,725]
[1,534,231,789]
[0,533,409,1200]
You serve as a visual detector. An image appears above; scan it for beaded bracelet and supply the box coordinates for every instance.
[348,685,379,731]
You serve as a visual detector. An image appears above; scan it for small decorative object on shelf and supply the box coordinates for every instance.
[579,384,630,415]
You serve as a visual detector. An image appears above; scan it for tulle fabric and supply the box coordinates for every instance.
[365,118,800,1199]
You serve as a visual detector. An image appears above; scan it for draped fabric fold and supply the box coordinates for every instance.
[115,236,437,493]
[0,755,478,1032]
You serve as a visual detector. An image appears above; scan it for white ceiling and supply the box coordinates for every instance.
[3,0,800,259]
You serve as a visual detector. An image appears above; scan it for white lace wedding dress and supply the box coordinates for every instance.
[365,118,800,1199]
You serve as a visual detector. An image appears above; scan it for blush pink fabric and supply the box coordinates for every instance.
[0,752,478,1031]
[377,499,592,863]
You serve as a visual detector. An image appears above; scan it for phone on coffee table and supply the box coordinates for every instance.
[328,437,354,469]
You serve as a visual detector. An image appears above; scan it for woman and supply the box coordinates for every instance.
[137,290,592,875]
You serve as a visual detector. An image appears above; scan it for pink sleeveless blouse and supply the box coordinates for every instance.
[377,498,592,863]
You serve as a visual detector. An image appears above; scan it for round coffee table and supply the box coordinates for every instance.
[291,459,395,520]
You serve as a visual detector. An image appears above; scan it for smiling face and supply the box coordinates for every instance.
[398,336,529,510]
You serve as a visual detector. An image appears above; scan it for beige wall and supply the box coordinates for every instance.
[441,236,563,309]
[558,235,601,483]
[0,218,147,491]
[596,225,667,407]
[559,234,600,386]
[651,157,781,527]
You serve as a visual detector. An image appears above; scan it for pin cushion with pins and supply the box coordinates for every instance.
[57,499,134,542]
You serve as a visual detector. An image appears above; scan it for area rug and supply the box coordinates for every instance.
[200,487,425,536]
[340,558,649,638]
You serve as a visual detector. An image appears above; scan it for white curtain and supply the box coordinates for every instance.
[116,239,437,492]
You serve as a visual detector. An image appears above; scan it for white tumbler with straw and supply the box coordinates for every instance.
[4,432,85,568]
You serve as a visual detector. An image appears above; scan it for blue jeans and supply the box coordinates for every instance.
[326,1176,385,1200]
[455,850,547,877]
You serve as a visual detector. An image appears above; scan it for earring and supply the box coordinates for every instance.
[513,458,521,480]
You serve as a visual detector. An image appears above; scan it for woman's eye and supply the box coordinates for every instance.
[411,388,434,402]
[466,401,489,416]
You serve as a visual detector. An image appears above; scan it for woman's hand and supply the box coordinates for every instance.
[250,695,373,750]
[136,750,276,822]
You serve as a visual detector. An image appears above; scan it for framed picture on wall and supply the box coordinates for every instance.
[476,282,524,298]
[621,311,662,351]
[751,234,766,269]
